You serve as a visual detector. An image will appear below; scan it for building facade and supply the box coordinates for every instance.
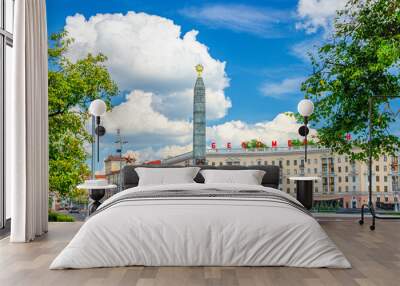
[162,146,400,211]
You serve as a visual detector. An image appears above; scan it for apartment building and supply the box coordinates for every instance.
[163,147,400,210]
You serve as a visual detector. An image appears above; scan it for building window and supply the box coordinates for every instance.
[279,161,283,168]
[345,186,349,192]
[315,187,318,193]
[376,165,379,172]
[294,160,297,166]
[384,176,387,182]
[314,158,318,164]
[286,188,290,194]
[345,166,348,172]
[384,186,388,192]
[257,161,261,166]
[376,186,380,192]
[271,160,275,166]
[286,160,290,166]
[345,156,348,162]
[376,176,380,182]
[338,166,342,173]
[353,186,356,191]
[219,162,223,166]
[314,168,317,174]
[345,176,348,182]
[286,178,290,184]
[338,176,342,183]
[385,197,388,202]
[384,165,387,172]
[338,186,342,192]
[211,162,215,166]
[352,176,356,183]
[294,169,297,175]
[264,161,268,166]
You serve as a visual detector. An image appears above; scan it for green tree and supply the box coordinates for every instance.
[48,31,118,198]
[302,0,400,161]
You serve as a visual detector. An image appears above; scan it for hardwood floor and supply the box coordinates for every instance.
[0,220,399,286]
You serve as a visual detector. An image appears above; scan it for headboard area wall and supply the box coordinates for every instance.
[121,165,281,190]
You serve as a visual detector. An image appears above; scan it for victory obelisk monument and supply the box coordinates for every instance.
[193,64,206,165]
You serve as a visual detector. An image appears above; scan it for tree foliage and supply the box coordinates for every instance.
[302,0,400,161]
[48,31,118,198]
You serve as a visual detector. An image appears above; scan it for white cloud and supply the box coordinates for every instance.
[296,0,347,34]
[105,113,316,162]
[260,77,305,98]
[123,144,192,163]
[64,12,231,120]
[207,113,317,148]
[103,90,192,144]
[290,38,321,62]
[180,4,292,38]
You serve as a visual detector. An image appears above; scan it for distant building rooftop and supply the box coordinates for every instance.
[161,146,331,165]
[104,155,125,162]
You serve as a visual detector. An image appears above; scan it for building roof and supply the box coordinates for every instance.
[161,146,332,165]
[104,155,126,162]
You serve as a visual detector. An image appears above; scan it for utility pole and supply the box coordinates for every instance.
[115,129,128,192]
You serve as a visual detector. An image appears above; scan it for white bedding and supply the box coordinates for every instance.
[50,183,351,269]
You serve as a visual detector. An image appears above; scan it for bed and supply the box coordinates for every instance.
[50,165,351,269]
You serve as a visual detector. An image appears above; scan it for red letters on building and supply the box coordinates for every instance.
[346,133,351,141]
[272,140,277,148]
[288,140,292,147]
[226,142,232,149]
[211,142,216,149]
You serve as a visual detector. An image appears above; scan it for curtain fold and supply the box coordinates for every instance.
[9,0,48,242]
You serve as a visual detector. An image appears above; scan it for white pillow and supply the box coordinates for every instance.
[200,169,266,185]
[136,167,200,186]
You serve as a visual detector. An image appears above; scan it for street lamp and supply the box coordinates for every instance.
[297,99,314,169]
[89,99,107,178]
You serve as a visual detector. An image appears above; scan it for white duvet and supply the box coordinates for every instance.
[50,183,351,269]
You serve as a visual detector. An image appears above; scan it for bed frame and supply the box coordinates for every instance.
[121,165,280,190]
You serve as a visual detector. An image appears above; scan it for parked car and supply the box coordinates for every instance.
[69,206,80,213]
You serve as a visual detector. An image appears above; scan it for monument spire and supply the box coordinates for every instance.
[193,64,206,165]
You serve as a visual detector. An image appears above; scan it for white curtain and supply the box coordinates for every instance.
[8,0,48,242]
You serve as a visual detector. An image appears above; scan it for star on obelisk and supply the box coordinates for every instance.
[195,64,204,77]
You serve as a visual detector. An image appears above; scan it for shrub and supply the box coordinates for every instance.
[48,211,75,222]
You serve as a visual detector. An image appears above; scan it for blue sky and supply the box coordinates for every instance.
[46,0,345,165]
[47,0,314,123]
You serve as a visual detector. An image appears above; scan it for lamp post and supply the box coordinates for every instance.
[289,99,317,210]
[87,99,107,214]
[88,99,107,178]
[297,99,314,174]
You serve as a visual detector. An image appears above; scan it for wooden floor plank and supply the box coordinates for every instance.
[0,220,399,286]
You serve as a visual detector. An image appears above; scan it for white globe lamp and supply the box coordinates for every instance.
[297,99,314,117]
[89,99,107,117]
